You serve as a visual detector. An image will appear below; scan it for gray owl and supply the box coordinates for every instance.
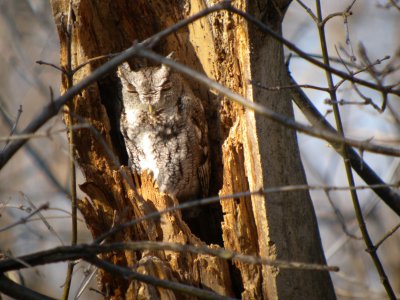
[118,56,209,201]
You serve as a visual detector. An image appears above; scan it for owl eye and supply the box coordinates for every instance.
[126,82,138,93]
[161,81,172,91]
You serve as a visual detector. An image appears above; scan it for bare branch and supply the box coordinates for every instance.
[0,203,49,233]
[1,105,22,151]
[374,222,400,249]
[36,60,66,74]
[295,0,318,22]
[138,47,400,157]
[87,256,237,300]
[325,190,361,240]
[251,80,330,92]
[0,124,90,142]
[289,74,400,216]
[21,193,65,245]
[226,5,400,96]
[2,2,400,169]
[0,1,229,169]
[94,183,399,244]
[315,1,396,297]
[0,273,56,300]
[0,241,339,273]
[62,2,79,296]
[0,96,69,194]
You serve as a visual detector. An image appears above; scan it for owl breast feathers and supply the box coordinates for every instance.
[118,58,209,201]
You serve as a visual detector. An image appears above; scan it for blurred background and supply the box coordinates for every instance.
[0,0,399,299]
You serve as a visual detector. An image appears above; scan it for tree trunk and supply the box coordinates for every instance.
[50,0,336,299]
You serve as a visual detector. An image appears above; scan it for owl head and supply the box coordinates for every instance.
[118,53,181,112]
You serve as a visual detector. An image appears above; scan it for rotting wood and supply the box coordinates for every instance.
[50,0,336,299]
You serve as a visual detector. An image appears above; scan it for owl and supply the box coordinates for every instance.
[118,55,209,201]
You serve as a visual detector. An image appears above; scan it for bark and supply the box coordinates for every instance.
[50,0,335,299]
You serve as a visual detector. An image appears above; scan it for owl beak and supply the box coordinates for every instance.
[148,105,154,113]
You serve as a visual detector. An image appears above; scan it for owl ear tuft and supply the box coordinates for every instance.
[117,62,132,79]
[159,53,174,78]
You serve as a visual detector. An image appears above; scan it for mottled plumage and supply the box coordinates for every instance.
[118,56,209,201]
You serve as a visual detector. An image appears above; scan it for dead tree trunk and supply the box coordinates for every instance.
[50,0,336,299]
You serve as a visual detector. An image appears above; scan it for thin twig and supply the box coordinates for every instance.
[2,2,400,169]
[0,238,340,300]
[333,45,383,111]
[288,62,400,217]
[290,52,361,69]
[251,80,330,92]
[0,124,91,142]
[21,193,65,245]
[1,105,22,151]
[358,43,388,111]
[0,96,68,195]
[62,107,77,300]
[35,60,66,73]
[0,241,339,273]
[62,2,78,298]
[321,11,350,27]
[324,99,377,107]
[316,1,396,298]
[87,256,237,300]
[374,222,400,249]
[0,1,230,169]
[325,190,361,240]
[74,266,97,299]
[93,183,399,244]
[342,0,357,62]
[0,203,49,233]
[226,4,400,96]
[137,47,400,157]
[334,52,389,90]
[326,196,381,259]
[295,0,318,22]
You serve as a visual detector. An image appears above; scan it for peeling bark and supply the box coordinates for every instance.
[50,0,336,299]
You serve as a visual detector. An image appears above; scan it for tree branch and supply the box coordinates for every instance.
[0,1,229,169]
[226,5,400,96]
[86,256,237,300]
[137,47,400,157]
[0,273,56,300]
[2,2,400,169]
[288,74,400,216]
[0,241,339,273]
